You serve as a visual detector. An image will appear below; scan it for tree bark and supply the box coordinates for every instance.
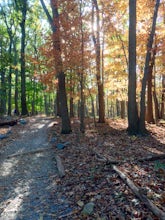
[79,0,85,133]
[19,0,28,115]
[146,66,155,123]
[127,0,139,135]
[92,0,105,123]
[139,0,160,134]
[13,38,20,115]
[121,100,125,119]
[160,75,165,119]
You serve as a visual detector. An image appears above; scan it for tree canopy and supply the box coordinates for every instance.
[0,0,165,134]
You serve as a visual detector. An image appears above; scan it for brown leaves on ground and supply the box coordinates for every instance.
[49,118,165,219]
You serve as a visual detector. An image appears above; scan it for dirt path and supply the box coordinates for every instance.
[0,117,71,220]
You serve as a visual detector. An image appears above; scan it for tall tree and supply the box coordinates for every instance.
[160,75,165,119]
[15,0,28,115]
[40,0,71,133]
[127,0,139,135]
[1,2,15,115]
[92,0,105,123]
[0,29,7,115]
[79,0,85,133]
[139,0,160,134]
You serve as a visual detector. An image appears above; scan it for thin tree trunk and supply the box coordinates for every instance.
[139,0,160,134]
[146,37,157,123]
[121,101,125,119]
[160,75,165,119]
[146,66,155,123]
[2,10,13,116]
[79,0,85,133]
[69,73,74,118]
[13,39,19,115]
[20,0,28,115]
[0,70,6,115]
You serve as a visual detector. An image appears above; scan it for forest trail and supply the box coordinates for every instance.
[0,117,70,220]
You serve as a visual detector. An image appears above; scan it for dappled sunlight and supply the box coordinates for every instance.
[47,121,57,128]
[30,123,45,131]
[1,158,18,177]
[0,182,30,219]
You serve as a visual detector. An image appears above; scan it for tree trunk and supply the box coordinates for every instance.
[0,70,6,115]
[92,0,105,123]
[127,0,139,135]
[7,36,13,116]
[20,0,28,115]
[139,0,160,134]
[79,0,85,133]
[116,99,120,117]
[55,88,61,117]
[160,75,165,119]
[58,72,72,133]
[14,44,20,116]
[121,101,125,119]
[40,0,71,133]
[69,97,74,118]
[69,74,74,118]
[146,66,154,123]
[146,36,157,123]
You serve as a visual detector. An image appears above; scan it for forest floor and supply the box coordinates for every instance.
[0,116,165,220]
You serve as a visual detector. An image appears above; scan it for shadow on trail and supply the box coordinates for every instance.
[0,117,72,220]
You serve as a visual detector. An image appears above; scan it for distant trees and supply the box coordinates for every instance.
[0,0,164,134]
[15,0,29,115]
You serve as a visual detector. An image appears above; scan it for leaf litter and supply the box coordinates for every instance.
[48,118,165,219]
[0,117,164,219]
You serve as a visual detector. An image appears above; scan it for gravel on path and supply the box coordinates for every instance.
[0,117,71,220]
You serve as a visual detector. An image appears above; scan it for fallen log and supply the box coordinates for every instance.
[55,155,65,178]
[0,120,17,127]
[112,165,165,220]
[93,150,165,220]
[7,147,54,158]
[138,154,165,162]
